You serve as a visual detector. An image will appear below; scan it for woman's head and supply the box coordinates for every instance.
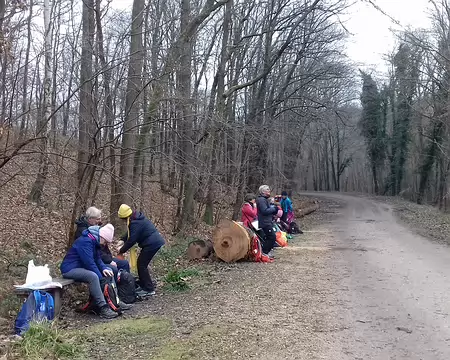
[99,223,114,245]
[86,206,102,226]
[244,193,256,203]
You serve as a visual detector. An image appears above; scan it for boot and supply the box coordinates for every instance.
[118,301,133,311]
[99,305,119,319]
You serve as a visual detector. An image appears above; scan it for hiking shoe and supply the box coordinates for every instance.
[118,301,133,311]
[136,289,156,297]
[99,305,119,319]
[268,250,275,259]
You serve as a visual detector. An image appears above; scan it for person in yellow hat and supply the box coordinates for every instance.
[117,204,165,297]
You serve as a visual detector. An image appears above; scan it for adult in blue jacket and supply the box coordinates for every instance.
[256,185,278,256]
[117,204,165,297]
[60,224,121,319]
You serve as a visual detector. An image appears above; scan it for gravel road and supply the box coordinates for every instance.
[305,192,450,360]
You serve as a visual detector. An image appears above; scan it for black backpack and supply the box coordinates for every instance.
[80,276,122,314]
[117,270,136,304]
[289,221,303,234]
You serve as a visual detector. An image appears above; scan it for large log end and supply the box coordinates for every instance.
[212,219,251,263]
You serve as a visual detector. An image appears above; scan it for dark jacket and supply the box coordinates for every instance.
[74,216,89,240]
[256,195,277,228]
[119,211,165,254]
[60,226,108,278]
[74,216,112,263]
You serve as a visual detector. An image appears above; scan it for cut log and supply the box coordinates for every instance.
[187,239,214,260]
[295,201,319,218]
[212,219,251,263]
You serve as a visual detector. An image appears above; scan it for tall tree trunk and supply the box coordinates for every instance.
[68,0,96,244]
[28,0,51,204]
[19,0,33,139]
[203,0,232,225]
[177,0,195,230]
[118,0,145,206]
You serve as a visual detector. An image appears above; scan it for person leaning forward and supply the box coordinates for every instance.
[117,204,165,297]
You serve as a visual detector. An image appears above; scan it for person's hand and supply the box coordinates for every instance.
[103,268,114,277]
[110,261,117,267]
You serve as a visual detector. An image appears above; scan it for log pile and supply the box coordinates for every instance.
[212,219,251,263]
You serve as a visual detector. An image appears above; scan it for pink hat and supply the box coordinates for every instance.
[99,223,114,243]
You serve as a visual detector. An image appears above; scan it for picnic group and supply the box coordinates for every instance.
[55,185,299,320]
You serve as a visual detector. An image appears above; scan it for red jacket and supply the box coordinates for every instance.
[241,202,257,228]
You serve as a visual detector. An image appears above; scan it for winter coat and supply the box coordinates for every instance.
[60,226,108,278]
[280,197,293,214]
[74,216,112,263]
[241,202,257,228]
[119,211,165,254]
[74,216,89,241]
[256,195,278,228]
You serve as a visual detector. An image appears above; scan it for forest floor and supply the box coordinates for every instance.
[3,175,450,358]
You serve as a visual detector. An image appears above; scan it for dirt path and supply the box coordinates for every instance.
[64,194,450,359]
[300,193,450,359]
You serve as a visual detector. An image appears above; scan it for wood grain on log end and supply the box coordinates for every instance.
[212,219,251,263]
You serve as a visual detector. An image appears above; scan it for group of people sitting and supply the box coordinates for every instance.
[241,185,295,261]
[60,204,165,319]
[59,188,293,319]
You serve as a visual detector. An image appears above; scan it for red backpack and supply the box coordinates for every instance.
[250,234,262,262]
[80,277,122,314]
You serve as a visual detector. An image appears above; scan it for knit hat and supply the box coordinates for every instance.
[99,223,114,243]
[118,204,133,218]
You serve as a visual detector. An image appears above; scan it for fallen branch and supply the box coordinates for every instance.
[295,201,319,218]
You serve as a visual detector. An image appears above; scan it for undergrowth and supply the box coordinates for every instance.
[164,268,201,292]
[14,321,81,359]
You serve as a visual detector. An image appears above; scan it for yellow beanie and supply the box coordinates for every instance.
[118,204,133,218]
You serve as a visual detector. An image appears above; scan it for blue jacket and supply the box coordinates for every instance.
[256,195,278,228]
[119,212,165,253]
[280,197,293,213]
[60,226,108,278]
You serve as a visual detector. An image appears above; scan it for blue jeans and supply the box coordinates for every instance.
[62,268,106,308]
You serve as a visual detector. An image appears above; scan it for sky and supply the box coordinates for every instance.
[111,0,433,74]
[344,0,432,73]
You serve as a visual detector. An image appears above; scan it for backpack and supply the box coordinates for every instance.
[289,221,302,234]
[15,291,55,335]
[275,230,288,247]
[117,270,136,304]
[80,277,122,314]
[250,233,263,262]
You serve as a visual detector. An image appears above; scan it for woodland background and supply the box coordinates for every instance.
[1,0,450,246]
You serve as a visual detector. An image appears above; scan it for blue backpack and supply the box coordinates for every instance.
[15,290,55,335]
